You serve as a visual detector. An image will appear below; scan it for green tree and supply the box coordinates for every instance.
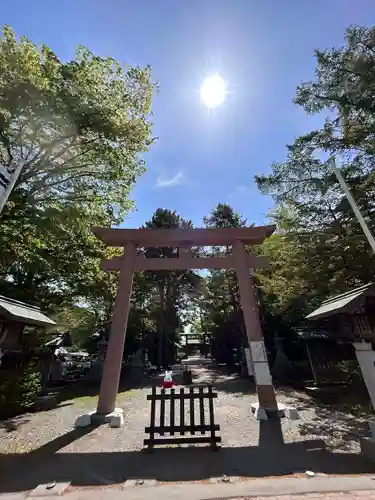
[255,24,375,318]
[200,203,248,364]
[203,202,247,229]
[0,25,155,412]
[141,208,201,367]
[0,25,153,212]
[0,25,155,312]
[255,230,315,334]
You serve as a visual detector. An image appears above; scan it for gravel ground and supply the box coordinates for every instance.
[0,358,370,455]
[0,357,374,492]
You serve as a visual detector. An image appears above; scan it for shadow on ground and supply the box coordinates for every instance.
[0,402,74,433]
[54,368,162,404]
[298,407,369,452]
[0,416,31,433]
[284,389,372,452]
[0,418,374,493]
[190,360,256,395]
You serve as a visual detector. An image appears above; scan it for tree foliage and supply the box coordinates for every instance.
[140,208,201,366]
[198,204,248,364]
[255,25,375,321]
[0,25,155,315]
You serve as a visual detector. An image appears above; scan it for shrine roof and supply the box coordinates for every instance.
[306,283,375,321]
[0,296,56,326]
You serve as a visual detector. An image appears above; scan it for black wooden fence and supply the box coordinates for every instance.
[144,386,221,450]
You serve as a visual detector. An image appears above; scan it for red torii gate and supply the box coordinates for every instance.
[92,224,278,416]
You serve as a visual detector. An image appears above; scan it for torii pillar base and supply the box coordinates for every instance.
[251,402,299,421]
[75,408,125,428]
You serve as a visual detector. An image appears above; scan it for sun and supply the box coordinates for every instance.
[200,75,226,108]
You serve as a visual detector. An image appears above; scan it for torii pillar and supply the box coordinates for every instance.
[96,243,136,415]
[233,240,278,412]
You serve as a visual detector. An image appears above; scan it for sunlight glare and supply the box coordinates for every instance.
[200,75,226,108]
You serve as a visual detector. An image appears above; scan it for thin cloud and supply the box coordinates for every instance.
[156,170,184,188]
[228,185,251,199]
[235,185,250,195]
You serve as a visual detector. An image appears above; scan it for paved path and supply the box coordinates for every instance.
[2,476,375,500]
[235,494,374,499]
[0,357,374,494]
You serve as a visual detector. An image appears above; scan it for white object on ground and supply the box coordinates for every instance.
[251,401,286,416]
[253,407,268,421]
[305,470,315,477]
[74,411,94,428]
[284,406,300,420]
[107,408,124,418]
[110,413,124,428]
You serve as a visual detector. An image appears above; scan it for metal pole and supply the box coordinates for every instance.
[305,341,319,386]
[0,162,24,214]
[330,156,375,254]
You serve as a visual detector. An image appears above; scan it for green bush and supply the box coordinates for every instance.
[0,362,41,418]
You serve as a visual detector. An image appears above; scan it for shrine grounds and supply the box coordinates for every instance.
[0,357,374,494]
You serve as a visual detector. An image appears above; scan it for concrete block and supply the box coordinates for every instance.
[107,408,124,418]
[284,406,300,420]
[361,436,375,462]
[110,413,124,428]
[29,482,70,497]
[74,413,91,428]
[91,407,124,425]
[276,402,286,417]
[253,407,268,420]
[251,401,286,418]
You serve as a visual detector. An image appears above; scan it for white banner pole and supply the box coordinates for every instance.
[330,156,375,254]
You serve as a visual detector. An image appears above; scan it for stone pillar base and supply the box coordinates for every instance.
[251,402,299,420]
[75,408,124,428]
[253,406,268,420]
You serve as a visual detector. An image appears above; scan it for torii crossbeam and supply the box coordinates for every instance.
[92,224,278,416]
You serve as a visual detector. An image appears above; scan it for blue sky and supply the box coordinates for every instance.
[3,1,374,228]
